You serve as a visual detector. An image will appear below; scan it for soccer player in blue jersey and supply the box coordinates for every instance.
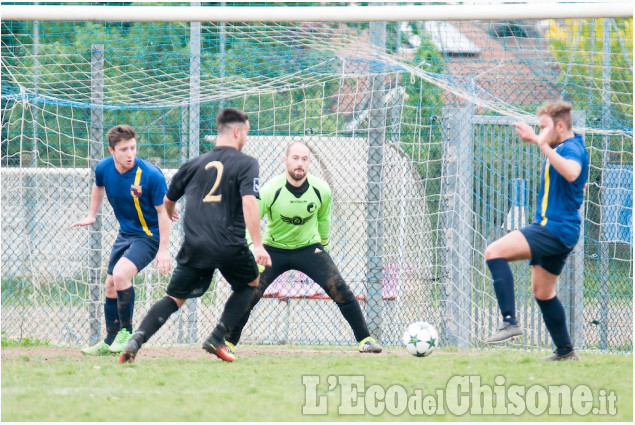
[71,125,173,356]
[484,102,588,361]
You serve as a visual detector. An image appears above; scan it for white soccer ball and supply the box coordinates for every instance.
[402,321,439,357]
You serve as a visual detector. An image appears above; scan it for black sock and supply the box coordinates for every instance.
[136,296,179,344]
[104,297,120,345]
[487,258,517,325]
[338,300,370,342]
[212,286,256,341]
[225,308,253,346]
[117,286,135,333]
[536,296,573,354]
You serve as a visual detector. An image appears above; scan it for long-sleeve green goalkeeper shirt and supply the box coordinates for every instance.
[258,173,332,250]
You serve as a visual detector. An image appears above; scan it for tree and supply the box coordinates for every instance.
[545,18,633,131]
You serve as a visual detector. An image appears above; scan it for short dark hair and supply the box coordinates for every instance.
[537,101,573,130]
[216,108,249,133]
[107,125,137,149]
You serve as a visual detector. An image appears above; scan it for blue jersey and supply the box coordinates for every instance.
[95,157,168,238]
[535,134,588,247]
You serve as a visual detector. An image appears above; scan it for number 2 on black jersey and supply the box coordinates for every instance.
[203,161,224,203]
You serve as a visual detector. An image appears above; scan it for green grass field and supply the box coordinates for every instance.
[1,345,632,422]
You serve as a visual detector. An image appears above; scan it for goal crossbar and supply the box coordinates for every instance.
[2,3,632,22]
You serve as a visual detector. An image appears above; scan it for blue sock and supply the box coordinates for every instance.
[536,296,573,354]
[104,297,120,345]
[117,286,135,334]
[487,258,517,325]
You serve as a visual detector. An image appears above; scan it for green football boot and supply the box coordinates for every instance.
[81,340,113,356]
[108,329,132,354]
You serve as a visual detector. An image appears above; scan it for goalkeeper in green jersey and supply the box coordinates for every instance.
[225,141,382,354]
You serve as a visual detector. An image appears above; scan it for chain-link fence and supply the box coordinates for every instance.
[1,17,632,352]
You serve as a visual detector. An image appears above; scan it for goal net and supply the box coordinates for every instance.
[1,8,632,352]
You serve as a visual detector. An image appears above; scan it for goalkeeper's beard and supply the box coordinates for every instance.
[289,168,306,181]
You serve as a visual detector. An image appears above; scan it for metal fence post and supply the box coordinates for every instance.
[89,44,104,343]
[187,5,201,343]
[598,17,612,350]
[24,16,39,284]
[441,106,474,348]
[567,110,586,349]
[365,20,386,340]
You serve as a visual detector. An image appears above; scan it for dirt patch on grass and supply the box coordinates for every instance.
[1,345,407,362]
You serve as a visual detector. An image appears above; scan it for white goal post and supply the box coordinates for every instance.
[2,2,632,22]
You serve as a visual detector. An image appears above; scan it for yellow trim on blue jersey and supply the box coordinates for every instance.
[540,160,551,226]
[132,166,153,236]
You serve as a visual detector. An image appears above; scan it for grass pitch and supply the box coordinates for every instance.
[1,345,632,422]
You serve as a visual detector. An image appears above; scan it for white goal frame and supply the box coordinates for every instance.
[1,0,632,351]
[2,2,632,22]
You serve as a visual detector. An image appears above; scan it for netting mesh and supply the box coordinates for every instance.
[1,14,632,352]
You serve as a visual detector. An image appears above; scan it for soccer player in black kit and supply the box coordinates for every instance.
[119,108,271,363]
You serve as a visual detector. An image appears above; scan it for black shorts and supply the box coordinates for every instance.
[519,223,573,276]
[107,232,159,275]
[166,247,259,299]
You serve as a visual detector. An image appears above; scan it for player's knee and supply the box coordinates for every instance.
[254,286,265,300]
[244,285,263,310]
[532,286,555,300]
[330,283,356,305]
[105,289,117,298]
[112,271,131,289]
[247,276,259,287]
[105,276,115,292]
[169,296,185,309]
[484,244,498,260]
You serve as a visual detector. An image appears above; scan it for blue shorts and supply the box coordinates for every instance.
[107,232,160,275]
[519,223,573,276]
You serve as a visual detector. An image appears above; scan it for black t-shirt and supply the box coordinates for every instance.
[167,146,260,268]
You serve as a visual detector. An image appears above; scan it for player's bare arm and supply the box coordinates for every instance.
[536,116,582,182]
[538,143,582,183]
[163,195,180,222]
[69,183,105,228]
[513,119,581,182]
[242,194,272,268]
[512,121,539,144]
[154,204,172,274]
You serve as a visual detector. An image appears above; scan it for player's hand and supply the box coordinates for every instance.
[512,122,538,145]
[169,205,180,222]
[165,201,180,222]
[535,116,554,147]
[154,248,172,274]
[69,216,96,228]
[253,244,272,270]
